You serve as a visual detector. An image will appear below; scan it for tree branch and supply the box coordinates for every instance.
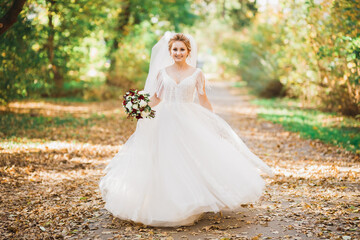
[0,0,27,36]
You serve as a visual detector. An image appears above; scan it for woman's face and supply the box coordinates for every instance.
[170,41,189,63]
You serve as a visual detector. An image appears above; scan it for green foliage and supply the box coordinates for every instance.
[304,0,360,116]
[0,0,111,102]
[251,98,360,154]
[225,0,257,30]
[220,23,285,97]
[0,0,199,104]
[0,2,51,104]
[106,22,156,88]
[221,0,360,116]
[104,0,199,87]
[1,0,261,105]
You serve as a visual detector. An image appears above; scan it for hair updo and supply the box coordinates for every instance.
[168,33,191,55]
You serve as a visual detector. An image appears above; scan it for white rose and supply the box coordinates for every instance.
[125,102,132,110]
[132,104,138,110]
[141,111,150,118]
[138,90,146,95]
[139,100,147,107]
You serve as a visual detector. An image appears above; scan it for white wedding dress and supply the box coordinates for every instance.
[99,67,274,227]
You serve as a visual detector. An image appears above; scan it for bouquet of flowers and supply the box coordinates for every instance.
[122,89,156,120]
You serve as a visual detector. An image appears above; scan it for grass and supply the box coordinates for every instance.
[43,97,100,103]
[250,97,360,154]
[0,112,106,138]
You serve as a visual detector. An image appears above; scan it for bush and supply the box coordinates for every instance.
[260,80,286,98]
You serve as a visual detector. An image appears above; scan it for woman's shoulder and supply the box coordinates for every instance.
[195,67,204,77]
[189,66,202,76]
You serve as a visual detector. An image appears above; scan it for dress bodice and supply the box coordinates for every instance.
[155,68,206,103]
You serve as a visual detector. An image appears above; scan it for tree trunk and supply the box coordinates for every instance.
[46,0,63,92]
[222,0,226,18]
[0,0,27,36]
[106,1,131,86]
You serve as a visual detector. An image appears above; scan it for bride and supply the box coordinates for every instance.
[99,32,274,227]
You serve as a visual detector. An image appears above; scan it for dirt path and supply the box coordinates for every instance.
[77,82,359,240]
[1,82,359,240]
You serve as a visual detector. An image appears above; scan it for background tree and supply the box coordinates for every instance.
[0,0,202,102]
[0,0,27,35]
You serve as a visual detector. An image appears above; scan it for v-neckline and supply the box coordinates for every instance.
[164,68,198,86]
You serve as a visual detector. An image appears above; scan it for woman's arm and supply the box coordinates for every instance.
[197,71,214,112]
[148,94,161,108]
[148,70,163,108]
[198,90,214,112]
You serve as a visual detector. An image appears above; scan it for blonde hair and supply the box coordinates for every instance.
[168,33,191,55]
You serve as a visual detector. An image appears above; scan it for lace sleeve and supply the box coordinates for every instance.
[154,70,164,99]
[196,70,211,95]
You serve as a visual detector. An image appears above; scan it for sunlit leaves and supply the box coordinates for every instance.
[224,0,360,116]
[0,0,200,104]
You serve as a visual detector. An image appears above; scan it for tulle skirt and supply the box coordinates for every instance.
[99,101,274,227]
